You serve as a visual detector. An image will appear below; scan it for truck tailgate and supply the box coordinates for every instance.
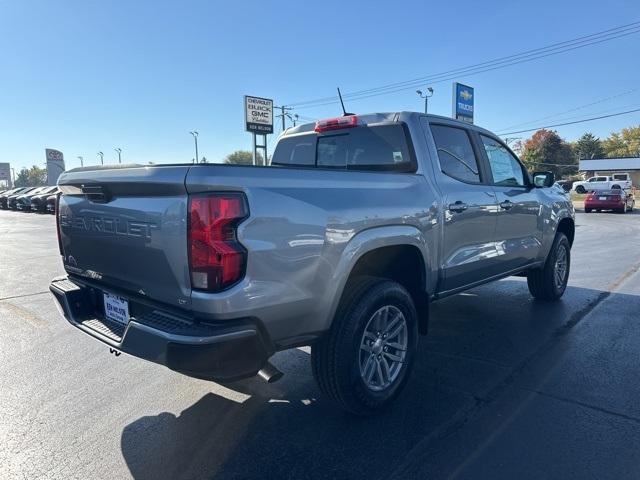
[57,166,192,309]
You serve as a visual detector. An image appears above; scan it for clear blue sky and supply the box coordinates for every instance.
[1,0,639,171]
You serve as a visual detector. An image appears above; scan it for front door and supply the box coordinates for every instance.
[478,134,543,272]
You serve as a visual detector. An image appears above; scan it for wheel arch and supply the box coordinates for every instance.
[326,226,432,336]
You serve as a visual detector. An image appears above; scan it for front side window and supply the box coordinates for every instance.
[480,135,526,187]
[430,124,480,183]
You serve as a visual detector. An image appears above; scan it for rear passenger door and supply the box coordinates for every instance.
[424,121,500,293]
[477,134,543,272]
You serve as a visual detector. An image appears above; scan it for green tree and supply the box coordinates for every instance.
[602,126,640,158]
[520,129,576,178]
[574,132,605,160]
[224,150,262,165]
[14,165,47,187]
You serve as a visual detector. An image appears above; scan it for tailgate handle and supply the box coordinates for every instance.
[81,185,111,203]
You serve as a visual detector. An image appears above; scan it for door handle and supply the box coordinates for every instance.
[499,200,514,210]
[448,201,468,213]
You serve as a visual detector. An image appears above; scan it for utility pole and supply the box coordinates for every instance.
[189,131,199,165]
[114,148,122,164]
[77,156,84,167]
[275,105,294,131]
[416,87,434,114]
[97,151,104,165]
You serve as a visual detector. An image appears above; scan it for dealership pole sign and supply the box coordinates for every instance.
[244,95,273,166]
[0,163,11,188]
[452,82,474,124]
[244,96,274,134]
[45,148,65,186]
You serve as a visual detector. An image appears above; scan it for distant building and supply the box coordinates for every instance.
[579,157,640,186]
[0,162,11,188]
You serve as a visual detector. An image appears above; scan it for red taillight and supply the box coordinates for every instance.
[188,193,248,292]
[55,193,63,255]
[314,115,358,133]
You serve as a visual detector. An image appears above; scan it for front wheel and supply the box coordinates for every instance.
[527,232,570,301]
[576,185,586,194]
[311,277,418,415]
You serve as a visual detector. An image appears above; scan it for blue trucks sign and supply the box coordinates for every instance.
[453,82,474,124]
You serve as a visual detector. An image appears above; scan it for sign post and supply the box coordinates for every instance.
[452,82,474,124]
[244,95,274,165]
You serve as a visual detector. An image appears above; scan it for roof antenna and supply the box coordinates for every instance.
[337,87,354,116]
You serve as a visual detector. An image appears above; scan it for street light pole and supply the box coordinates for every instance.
[77,156,84,167]
[114,148,122,164]
[97,151,104,165]
[189,131,199,164]
[416,87,434,114]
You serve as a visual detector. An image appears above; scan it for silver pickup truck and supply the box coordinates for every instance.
[50,112,575,414]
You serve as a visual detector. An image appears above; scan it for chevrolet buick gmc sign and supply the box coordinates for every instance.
[453,82,474,124]
[244,95,274,134]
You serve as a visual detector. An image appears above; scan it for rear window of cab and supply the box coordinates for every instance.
[271,124,416,173]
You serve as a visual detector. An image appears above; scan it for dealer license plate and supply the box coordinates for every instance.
[599,196,607,200]
[103,292,130,325]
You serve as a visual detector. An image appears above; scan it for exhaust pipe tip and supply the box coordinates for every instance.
[257,362,284,383]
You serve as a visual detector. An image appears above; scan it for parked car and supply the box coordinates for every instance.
[573,173,632,193]
[556,180,573,192]
[7,187,39,209]
[50,112,575,414]
[45,193,58,213]
[0,187,30,209]
[30,187,59,212]
[16,186,57,211]
[584,189,635,213]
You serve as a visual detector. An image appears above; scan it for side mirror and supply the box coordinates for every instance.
[533,171,554,188]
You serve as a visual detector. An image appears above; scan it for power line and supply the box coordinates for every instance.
[497,89,639,131]
[286,22,640,109]
[498,108,640,135]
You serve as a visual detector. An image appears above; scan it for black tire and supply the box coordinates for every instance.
[527,232,570,301]
[585,208,592,213]
[311,276,418,415]
[576,186,586,194]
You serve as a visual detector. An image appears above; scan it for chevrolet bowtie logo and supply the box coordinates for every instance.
[460,90,473,101]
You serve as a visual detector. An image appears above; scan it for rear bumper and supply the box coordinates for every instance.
[584,200,624,209]
[49,276,273,382]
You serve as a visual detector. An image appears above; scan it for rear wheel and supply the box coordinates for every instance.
[527,232,570,301]
[585,208,592,213]
[619,203,628,214]
[311,277,418,415]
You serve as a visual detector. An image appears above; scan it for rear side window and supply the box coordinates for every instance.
[271,124,415,172]
[430,124,480,183]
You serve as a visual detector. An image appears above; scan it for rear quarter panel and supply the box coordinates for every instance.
[186,164,439,346]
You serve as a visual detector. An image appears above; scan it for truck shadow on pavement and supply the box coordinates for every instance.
[120,279,635,480]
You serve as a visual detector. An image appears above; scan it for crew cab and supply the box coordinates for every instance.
[50,112,575,414]
[573,173,632,193]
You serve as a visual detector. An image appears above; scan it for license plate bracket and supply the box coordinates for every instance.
[103,292,130,325]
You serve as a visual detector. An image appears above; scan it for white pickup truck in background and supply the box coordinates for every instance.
[573,173,632,193]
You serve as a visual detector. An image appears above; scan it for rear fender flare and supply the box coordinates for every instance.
[321,225,430,331]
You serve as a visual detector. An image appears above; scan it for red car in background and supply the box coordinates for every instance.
[584,189,635,213]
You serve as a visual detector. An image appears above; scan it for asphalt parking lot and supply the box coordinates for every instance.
[1,209,640,479]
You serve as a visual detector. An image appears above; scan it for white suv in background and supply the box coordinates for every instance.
[573,173,632,193]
